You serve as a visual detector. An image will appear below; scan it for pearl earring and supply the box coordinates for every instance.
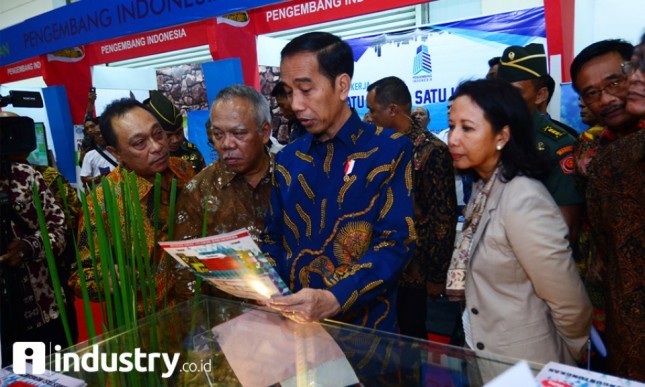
[496,144,503,151]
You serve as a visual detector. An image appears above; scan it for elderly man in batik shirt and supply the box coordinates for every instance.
[173,84,273,300]
[69,98,194,314]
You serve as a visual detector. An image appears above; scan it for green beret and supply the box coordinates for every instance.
[497,43,548,82]
[147,90,182,132]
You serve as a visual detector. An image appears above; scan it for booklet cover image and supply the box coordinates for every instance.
[159,228,291,300]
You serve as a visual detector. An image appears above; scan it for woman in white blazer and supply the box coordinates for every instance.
[445,79,592,368]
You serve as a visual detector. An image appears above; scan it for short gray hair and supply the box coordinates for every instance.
[211,84,271,132]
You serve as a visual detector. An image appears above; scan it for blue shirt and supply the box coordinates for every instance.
[262,111,416,332]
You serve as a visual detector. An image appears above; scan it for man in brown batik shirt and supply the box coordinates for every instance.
[174,84,273,300]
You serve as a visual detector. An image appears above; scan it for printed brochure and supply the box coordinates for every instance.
[159,228,290,300]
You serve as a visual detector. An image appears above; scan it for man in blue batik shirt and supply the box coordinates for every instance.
[261,32,416,334]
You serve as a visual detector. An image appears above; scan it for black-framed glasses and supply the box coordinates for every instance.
[580,77,628,104]
[621,60,645,77]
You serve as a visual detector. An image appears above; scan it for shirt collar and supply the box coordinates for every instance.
[108,165,156,200]
[303,111,364,152]
[405,119,426,141]
[214,149,273,190]
[600,127,617,142]
[108,157,190,199]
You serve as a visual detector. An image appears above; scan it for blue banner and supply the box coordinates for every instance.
[0,0,285,66]
[346,7,546,133]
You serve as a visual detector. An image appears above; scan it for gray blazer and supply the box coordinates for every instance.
[464,175,591,365]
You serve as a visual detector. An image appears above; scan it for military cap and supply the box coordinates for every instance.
[497,43,548,82]
[146,90,182,132]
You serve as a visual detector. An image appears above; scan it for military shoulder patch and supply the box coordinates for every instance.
[560,154,574,174]
[556,145,573,156]
[542,125,565,140]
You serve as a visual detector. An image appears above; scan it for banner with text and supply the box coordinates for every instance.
[346,6,546,132]
[252,0,430,35]
[0,0,285,66]
[0,57,44,84]
[87,19,212,65]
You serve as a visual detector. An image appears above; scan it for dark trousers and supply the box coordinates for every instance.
[397,287,427,385]
[397,286,428,339]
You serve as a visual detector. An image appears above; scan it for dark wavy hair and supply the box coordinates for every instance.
[281,32,354,84]
[452,79,549,182]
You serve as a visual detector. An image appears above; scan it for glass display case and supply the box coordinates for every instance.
[4,296,544,386]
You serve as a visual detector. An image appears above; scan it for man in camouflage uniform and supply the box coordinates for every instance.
[497,43,583,238]
[146,90,205,173]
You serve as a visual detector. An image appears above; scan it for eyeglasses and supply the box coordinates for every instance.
[580,77,628,104]
[621,60,645,77]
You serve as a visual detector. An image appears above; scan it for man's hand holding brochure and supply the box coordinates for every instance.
[159,228,290,301]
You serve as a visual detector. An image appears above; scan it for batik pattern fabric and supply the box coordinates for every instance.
[34,165,81,233]
[572,126,616,333]
[446,168,499,301]
[262,112,416,333]
[175,151,273,243]
[1,163,67,329]
[401,121,457,292]
[33,164,82,309]
[70,157,194,314]
[573,126,615,195]
[586,128,645,382]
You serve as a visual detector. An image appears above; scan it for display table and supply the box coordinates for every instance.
[4,296,544,386]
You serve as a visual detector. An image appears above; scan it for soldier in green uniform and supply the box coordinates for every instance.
[145,90,206,173]
[497,43,583,237]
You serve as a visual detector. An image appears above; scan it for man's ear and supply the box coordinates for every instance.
[337,73,351,101]
[388,104,399,117]
[260,122,271,145]
[107,145,121,163]
[535,86,549,106]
